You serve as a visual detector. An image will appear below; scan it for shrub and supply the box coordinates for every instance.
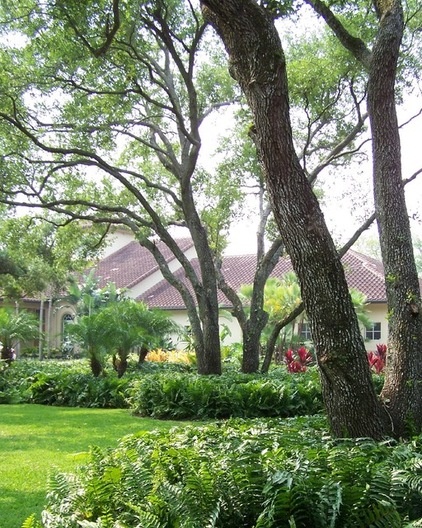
[284,346,314,373]
[128,367,324,419]
[36,417,422,527]
[368,344,387,374]
[28,371,131,408]
[0,360,131,407]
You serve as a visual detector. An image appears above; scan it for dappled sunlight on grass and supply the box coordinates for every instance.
[0,404,191,528]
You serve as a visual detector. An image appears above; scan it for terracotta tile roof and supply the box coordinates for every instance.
[341,250,386,302]
[139,249,387,309]
[93,238,195,290]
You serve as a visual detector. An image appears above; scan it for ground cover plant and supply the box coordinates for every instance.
[0,359,191,407]
[27,416,422,527]
[0,360,325,418]
[128,367,324,419]
[0,404,189,528]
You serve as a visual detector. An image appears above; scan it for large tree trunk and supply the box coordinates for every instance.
[144,236,221,375]
[201,0,390,438]
[183,197,222,375]
[368,0,422,437]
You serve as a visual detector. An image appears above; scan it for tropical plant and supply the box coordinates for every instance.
[368,344,387,374]
[65,271,125,317]
[64,313,106,377]
[0,307,39,362]
[241,274,371,371]
[96,299,180,377]
[128,367,323,419]
[349,288,372,330]
[284,346,314,373]
[33,417,422,527]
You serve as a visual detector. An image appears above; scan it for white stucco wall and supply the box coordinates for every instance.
[164,301,389,352]
[363,302,389,352]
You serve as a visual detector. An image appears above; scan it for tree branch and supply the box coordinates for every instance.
[304,0,372,69]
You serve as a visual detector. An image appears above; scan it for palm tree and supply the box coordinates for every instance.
[65,313,106,377]
[64,271,124,316]
[349,288,372,331]
[0,308,39,362]
[97,299,180,377]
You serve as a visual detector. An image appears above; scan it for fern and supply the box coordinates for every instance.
[20,514,42,528]
[315,480,342,528]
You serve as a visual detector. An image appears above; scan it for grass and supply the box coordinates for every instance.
[0,404,192,528]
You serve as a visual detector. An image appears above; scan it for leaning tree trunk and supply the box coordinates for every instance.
[201,0,390,439]
[241,239,284,373]
[368,0,422,437]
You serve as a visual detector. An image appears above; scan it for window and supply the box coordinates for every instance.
[298,322,312,341]
[366,322,381,340]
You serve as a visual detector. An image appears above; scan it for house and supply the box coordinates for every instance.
[93,235,389,351]
[8,232,389,355]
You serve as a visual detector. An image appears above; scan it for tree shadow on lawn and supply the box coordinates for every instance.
[0,487,47,528]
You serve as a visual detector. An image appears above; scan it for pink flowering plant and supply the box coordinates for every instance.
[367,343,387,374]
[284,346,314,373]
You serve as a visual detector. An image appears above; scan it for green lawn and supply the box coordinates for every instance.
[0,404,189,528]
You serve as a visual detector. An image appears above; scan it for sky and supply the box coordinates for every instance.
[198,4,422,257]
[218,94,422,256]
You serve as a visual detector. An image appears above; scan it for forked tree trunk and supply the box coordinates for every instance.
[241,240,284,373]
[201,0,390,438]
[368,0,422,437]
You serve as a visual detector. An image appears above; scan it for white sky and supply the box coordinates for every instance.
[218,94,422,256]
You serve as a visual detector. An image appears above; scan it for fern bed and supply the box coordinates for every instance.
[19,414,422,528]
[0,404,190,528]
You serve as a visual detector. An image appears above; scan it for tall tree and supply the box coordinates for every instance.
[0,214,108,300]
[0,0,241,374]
[215,87,367,373]
[305,0,422,440]
[201,0,390,438]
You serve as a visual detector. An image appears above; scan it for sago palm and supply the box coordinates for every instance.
[97,299,180,377]
[65,313,106,376]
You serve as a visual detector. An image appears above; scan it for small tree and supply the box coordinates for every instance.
[0,308,39,362]
[63,274,128,376]
[97,299,180,377]
[65,313,106,377]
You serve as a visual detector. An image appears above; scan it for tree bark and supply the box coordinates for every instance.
[201,0,390,438]
[368,0,422,437]
[307,0,422,437]
[90,355,103,377]
[241,240,283,372]
[143,236,221,375]
[261,302,305,374]
[182,195,222,375]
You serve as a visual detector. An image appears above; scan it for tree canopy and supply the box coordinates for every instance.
[1,0,422,437]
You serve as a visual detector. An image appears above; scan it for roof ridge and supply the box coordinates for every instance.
[345,249,385,281]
